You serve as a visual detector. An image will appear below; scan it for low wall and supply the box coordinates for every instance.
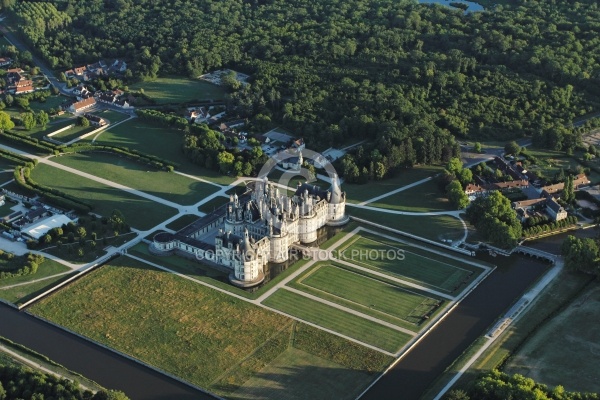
[46,124,75,138]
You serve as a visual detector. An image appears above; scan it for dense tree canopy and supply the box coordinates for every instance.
[466,190,522,248]
[7,0,600,156]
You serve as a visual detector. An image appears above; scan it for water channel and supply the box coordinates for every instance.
[0,229,574,399]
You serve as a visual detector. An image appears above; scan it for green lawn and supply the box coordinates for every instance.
[339,234,474,292]
[52,152,219,205]
[292,263,443,329]
[343,165,444,203]
[165,214,201,231]
[46,123,95,142]
[0,156,17,171]
[348,207,465,242]
[198,196,229,213]
[369,178,454,212]
[263,289,412,353]
[30,163,178,230]
[98,110,130,124]
[0,202,15,217]
[31,257,390,397]
[0,259,72,305]
[92,119,235,185]
[10,119,79,140]
[129,76,226,104]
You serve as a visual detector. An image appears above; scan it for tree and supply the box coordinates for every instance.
[217,151,235,174]
[504,141,521,156]
[0,381,5,400]
[446,157,463,176]
[36,110,49,127]
[444,389,469,400]
[77,226,87,238]
[43,234,52,244]
[561,235,599,274]
[562,175,575,204]
[473,142,482,153]
[78,116,90,127]
[446,180,469,209]
[458,168,473,186]
[4,94,13,107]
[58,71,67,82]
[374,161,386,180]
[0,111,14,131]
[466,191,522,248]
[21,112,36,130]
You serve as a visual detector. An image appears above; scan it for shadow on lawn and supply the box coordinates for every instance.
[212,364,377,400]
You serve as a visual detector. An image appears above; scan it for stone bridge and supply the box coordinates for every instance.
[512,245,557,264]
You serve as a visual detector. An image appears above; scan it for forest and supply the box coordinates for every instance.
[2,0,600,178]
[0,363,128,400]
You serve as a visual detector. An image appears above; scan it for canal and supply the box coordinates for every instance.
[361,254,549,400]
[0,304,213,400]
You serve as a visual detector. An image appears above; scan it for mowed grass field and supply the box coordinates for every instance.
[52,152,219,205]
[348,207,465,242]
[30,163,178,230]
[504,284,600,394]
[92,119,235,185]
[129,76,226,103]
[165,214,201,231]
[31,257,391,398]
[291,263,443,330]
[343,165,444,204]
[339,233,478,293]
[198,196,229,213]
[369,178,454,213]
[263,289,412,353]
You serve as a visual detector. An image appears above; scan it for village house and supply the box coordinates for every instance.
[73,84,92,100]
[83,113,107,127]
[541,173,590,197]
[94,90,131,108]
[0,57,13,67]
[65,59,128,83]
[512,196,568,222]
[185,107,210,124]
[67,97,96,113]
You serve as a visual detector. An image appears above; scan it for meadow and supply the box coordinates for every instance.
[52,152,219,205]
[30,163,178,230]
[31,257,391,398]
[343,165,444,204]
[92,119,235,185]
[129,76,226,104]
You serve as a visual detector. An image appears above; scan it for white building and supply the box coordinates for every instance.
[151,176,348,287]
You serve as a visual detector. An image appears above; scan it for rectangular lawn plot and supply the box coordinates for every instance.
[52,152,220,205]
[30,164,178,230]
[296,264,443,329]
[263,289,411,353]
[340,235,474,293]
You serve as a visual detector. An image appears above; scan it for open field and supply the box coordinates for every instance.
[0,259,73,305]
[0,202,15,217]
[343,165,444,203]
[230,347,373,400]
[92,119,235,185]
[164,214,201,231]
[425,269,592,400]
[348,208,465,242]
[291,263,443,329]
[339,234,475,292]
[30,163,178,230]
[9,119,79,140]
[369,178,453,212]
[198,196,229,213]
[52,152,219,205]
[263,289,412,353]
[31,257,391,398]
[504,283,600,394]
[0,156,18,171]
[129,76,226,104]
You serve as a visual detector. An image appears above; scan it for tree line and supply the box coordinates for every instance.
[0,363,129,400]
[445,370,599,400]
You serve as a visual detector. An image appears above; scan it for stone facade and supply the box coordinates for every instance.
[150,176,348,287]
